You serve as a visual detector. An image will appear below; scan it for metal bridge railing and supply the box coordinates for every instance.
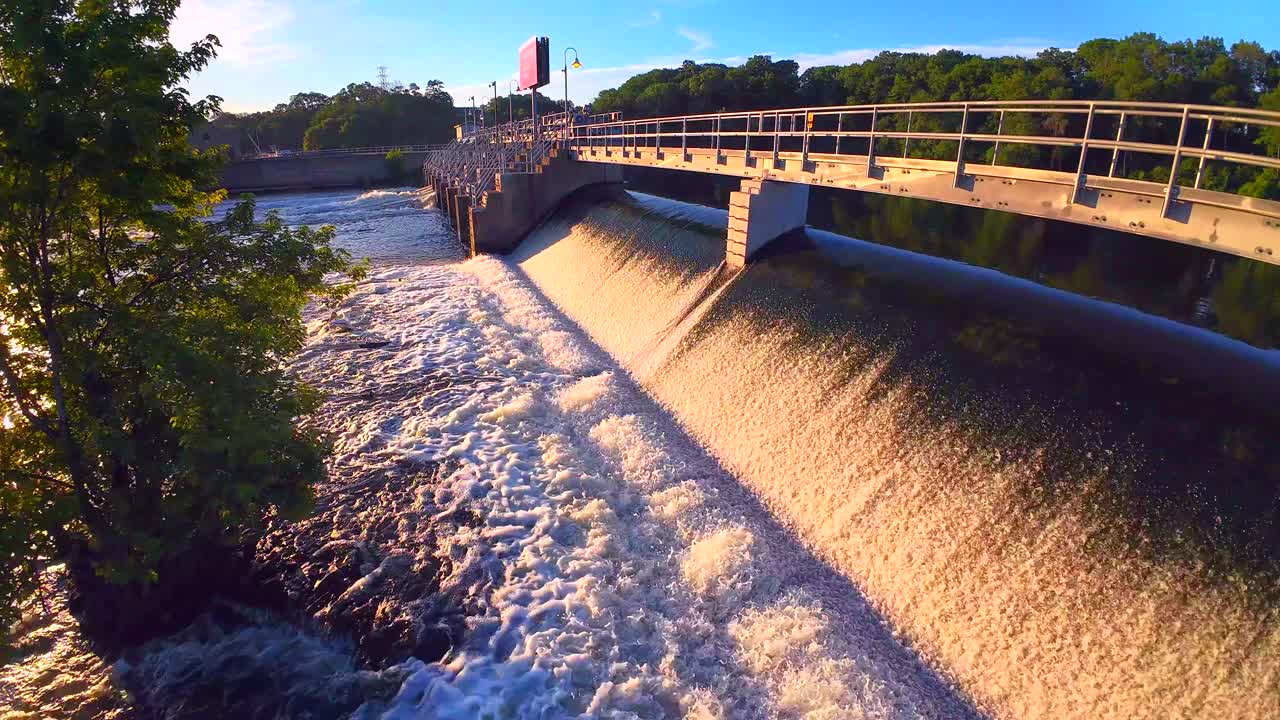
[423,111,623,202]
[241,144,441,160]
[566,100,1280,217]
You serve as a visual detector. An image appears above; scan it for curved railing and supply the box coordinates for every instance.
[568,100,1280,204]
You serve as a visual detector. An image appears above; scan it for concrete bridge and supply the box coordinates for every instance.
[426,101,1280,267]
[221,145,437,194]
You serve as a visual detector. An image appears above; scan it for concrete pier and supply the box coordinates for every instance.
[453,194,472,249]
[432,153,623,256]
[727,179,809,267]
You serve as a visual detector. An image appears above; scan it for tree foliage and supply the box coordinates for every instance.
[593,35,1280,198]
[0,0,360,632]
[595,35,1280,117]
[480,92,570,126]
[215,80,457,153]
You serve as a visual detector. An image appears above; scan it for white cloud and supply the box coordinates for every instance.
[171,0,298,69]
[791,42,1056,70]
[678,27,714,53]
[632,9,662,28]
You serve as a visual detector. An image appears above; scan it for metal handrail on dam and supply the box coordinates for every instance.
[424,111,624,201]
[240,144,442,160]
[564,100,1280,265]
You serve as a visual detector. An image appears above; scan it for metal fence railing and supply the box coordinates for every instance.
[566,100,1280,217]
[241,144,441,160]
[423,111,623,202]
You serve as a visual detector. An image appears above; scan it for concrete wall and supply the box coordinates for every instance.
[191,123,242,161]
[220,151,429,194]
[460,155,624,255]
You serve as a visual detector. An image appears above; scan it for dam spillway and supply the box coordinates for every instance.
[509,189,1280,720]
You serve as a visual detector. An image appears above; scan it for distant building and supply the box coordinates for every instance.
[189,122,241,160]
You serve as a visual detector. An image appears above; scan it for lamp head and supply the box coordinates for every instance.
[572,58,582,69]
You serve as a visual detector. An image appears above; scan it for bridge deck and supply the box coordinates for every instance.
[564,101,1280,266]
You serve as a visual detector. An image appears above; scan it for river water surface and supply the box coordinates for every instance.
[3,182,1277,720]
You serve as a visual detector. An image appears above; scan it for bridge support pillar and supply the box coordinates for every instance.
[452,194,472,248]
[726,179,808,267]
[433,181,449,218]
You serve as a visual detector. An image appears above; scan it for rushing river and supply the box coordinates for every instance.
[3,182,1277,720]
[0,187,463,720]
[213,186,466,266]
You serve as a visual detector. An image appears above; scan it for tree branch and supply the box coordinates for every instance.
[0,339,55,438]
[98,207,117,287]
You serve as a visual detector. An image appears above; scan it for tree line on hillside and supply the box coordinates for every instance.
[214,80,457,153]
[215,81,582,155]
[596,36,1280,115]
[479,92,573,126]
[591,34,1280,199]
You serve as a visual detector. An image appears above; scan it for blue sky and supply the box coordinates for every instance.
[171,0,1280,113]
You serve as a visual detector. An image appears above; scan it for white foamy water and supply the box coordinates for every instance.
[213,186,464,265]
[289,260,980,719]
[511,192,1280,720]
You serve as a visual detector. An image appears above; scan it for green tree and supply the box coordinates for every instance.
[385,148,407,181]
[0,0,360,636]
[302,80,455,150]
[591,34,1280,198]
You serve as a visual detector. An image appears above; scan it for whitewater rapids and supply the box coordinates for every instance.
[289,259,981,719]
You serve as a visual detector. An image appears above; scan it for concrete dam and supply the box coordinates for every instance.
[493,188,1280,719]
[221,101,1280,716]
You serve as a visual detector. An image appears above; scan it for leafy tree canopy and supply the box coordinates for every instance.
[215,80,456,153]
[591,35,1280,199]
[0,0,361,634]
[593,35,1280,116]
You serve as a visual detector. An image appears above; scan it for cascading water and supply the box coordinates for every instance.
[512,189,1280,720]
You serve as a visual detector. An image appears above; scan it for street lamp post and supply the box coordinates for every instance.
[470,96,477,130]
[563,47,581,119]
[488,81,498,130]
[507,79,518,129]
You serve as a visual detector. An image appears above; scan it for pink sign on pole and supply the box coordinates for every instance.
[519,36,550,90]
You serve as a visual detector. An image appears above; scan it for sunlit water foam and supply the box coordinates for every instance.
[510,191,1280,720]
[291,261,982,718]
[212,186,462,265]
